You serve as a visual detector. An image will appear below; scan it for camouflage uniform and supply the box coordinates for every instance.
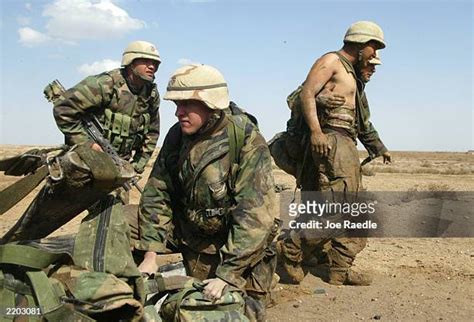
[53,67,160,173]
[277,26,387,285]
[138,111,278,307]
[357,84,387,159]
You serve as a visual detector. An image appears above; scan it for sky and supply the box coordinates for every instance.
[0,0,472,152]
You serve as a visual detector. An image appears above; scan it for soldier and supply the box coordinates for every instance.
[53,40,161,175]
[276,21,387,286]
[137,64,278,321]
[49,41,161,283]
[317,51,392,167]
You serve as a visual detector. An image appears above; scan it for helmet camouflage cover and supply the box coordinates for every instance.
[164,64,229,110]
[344,21,386,49]
[121,40,161,66]
[369,51,382,65]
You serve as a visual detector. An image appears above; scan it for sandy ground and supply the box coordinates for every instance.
[1,147,473,321]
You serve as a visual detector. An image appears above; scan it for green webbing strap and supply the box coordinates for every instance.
[227,116,247,166]
[145,275,194,294]
[0,271,16,314]
[0,166,48,216]
[0,244,67,269]
[26,271,64,319]
[227,120,237,168]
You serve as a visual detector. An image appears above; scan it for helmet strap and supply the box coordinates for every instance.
[132,65,154,83]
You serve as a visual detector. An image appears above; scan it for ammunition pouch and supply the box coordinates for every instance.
[103,109,150,157]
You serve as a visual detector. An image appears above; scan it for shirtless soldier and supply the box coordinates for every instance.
[276,21,386,285]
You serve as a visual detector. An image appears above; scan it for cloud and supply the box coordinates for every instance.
[178,58,201,65]
[18,27,51,47]
[17,16,31,26]
[18,0,146,47]
[43,0,145,41]
[77,59,121,76]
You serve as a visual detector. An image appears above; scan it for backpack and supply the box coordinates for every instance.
[160,280,249,322]
[269,85,309,180]
[0,243,144,321]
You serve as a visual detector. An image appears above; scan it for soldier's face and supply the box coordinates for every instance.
[359,64,376,83]
[175,100,213,135]
[359,42,378,66]
[131,58,159,80]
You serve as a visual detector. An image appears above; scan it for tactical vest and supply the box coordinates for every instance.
[165,112,250,240]
[99,69,159,158]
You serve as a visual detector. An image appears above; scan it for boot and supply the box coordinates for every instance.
[328,267,372,286]
[275,240,304,284]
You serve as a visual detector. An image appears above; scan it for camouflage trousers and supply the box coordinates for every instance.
[180,245,276,304]
[280,130,366,272]
[123,205,276,307]
[181,244,275,322]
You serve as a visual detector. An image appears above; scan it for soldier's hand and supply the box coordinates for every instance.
[138,251,158,275]
[202,278,229,301]
[382,151,392,164]
[316,92,346,109]
[91,143,104,153]
[310,132,331,157]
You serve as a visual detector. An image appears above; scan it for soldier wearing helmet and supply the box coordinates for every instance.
[276,21,389,286]
[315,51,392,163]
[137,64,279,321]
[53,40,161,175]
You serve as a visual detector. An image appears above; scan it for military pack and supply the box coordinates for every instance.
[160,280,249,322]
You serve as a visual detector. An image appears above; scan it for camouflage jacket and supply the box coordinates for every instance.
[138,113,277,288]
[53,68,160,172]
[357,86,388,158]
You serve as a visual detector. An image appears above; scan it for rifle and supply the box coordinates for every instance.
[44,79,143,193]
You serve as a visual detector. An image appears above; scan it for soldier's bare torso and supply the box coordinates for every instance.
[315,53,356,109]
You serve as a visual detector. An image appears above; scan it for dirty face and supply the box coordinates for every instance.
[175,100,212,135]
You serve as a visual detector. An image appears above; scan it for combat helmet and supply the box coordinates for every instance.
[164,64,229,110]
[369,51,382,65]
[344,21,386,49]
[121,40,161,67]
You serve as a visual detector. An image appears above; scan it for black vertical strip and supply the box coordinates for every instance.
[93,195,114,272]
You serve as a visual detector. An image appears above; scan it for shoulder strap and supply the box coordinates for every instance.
[0,166,48,216]
[226,115,247,166]
[0,244,70,269]
[226,115,248,193]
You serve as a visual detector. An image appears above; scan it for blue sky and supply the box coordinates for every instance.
[0,0,472,151]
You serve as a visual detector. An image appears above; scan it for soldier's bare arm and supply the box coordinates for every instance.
[300,54,339,157]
